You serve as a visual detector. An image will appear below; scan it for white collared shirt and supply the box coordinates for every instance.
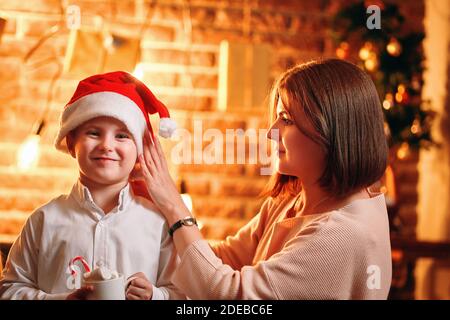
[0,180,184,300]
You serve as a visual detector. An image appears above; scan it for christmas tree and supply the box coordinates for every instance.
[331,0,435,159]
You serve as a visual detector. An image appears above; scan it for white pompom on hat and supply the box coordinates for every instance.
[54,71,177,154]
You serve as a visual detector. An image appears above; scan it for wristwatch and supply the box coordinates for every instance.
[168,216,198,237]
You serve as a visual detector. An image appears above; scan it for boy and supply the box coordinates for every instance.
[0,71,182,300]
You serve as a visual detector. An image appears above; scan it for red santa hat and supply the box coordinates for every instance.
[54,71,176,154]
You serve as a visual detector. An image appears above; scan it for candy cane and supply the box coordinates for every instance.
[69,256,91,276]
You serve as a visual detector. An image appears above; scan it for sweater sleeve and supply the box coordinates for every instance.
[211,198,273,270]
[0,211,70,300]
[172,214,363,300]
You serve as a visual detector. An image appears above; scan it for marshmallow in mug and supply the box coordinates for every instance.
[83,265,119,281]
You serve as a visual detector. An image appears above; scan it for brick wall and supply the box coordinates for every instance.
[0,0,423,243]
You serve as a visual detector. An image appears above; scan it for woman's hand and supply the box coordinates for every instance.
[137,131,190,223]
[138,131,204,255]
[126,272,153,300]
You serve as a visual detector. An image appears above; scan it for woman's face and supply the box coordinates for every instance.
[267,98,327,186]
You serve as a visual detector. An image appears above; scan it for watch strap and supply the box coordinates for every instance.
[168,216,197,237]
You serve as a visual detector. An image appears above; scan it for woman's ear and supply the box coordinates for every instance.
[66,132,76,158]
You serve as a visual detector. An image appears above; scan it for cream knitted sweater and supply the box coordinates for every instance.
[172,193,392,299]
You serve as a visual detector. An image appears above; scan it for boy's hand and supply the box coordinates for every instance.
[66,285,94,300]
[126,272,153,300]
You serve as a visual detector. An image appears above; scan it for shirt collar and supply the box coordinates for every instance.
[70,179,132,218]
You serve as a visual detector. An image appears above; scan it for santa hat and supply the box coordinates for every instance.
[54,71,176,154]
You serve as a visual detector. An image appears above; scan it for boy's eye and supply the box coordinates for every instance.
[86,130,99,136]
[116,133,130,139]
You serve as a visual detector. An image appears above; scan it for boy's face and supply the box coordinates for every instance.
[67,116,138,187]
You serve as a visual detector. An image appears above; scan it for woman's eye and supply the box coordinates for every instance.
[281,117,294,125]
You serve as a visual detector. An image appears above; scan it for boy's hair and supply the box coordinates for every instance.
[263,59,388,199]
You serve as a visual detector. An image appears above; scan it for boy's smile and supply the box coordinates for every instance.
[91,156,120,163]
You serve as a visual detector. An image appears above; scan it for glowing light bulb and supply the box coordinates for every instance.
[17,134,41,170]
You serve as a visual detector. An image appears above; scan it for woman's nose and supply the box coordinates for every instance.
[266,123,280,141]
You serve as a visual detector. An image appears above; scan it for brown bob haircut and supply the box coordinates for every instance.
[264,58,388,199]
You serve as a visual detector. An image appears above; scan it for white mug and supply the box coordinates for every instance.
[83,275,138,300]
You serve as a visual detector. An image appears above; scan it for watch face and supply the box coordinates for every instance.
[182,219,195,226]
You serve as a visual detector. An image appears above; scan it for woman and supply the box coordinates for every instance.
[137,59,392,299]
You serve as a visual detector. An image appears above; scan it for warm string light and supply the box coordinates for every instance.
[383,93,394,110]
[383,84,408,110]
[358,42,378,72]
[358,42,373,60]
[397,84,408,103]
[17,134,41,170]
[17,121,45,170]
[386,37,402,57]
[364,52,378,71]
[336,42,349,59]
[396,142,410,160]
